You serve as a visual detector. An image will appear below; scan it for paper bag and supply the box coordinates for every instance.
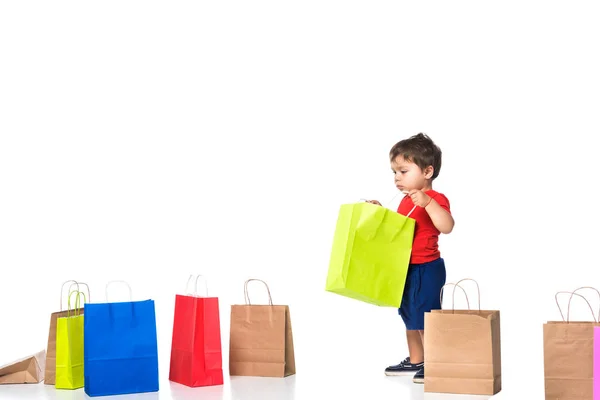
[229,279,295,377]
[84,281,159,397]
[325,202,415,307]
[55,291,86,390]
[44,280,88,385]
[169,275,223,387]
[0,350,46,384]
[544,288,600,399]
[424,279,502,395]
[595,326,600,400]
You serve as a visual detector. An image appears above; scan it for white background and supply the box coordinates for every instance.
[2,1,600,399]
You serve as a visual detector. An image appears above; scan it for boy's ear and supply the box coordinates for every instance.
[424,165,434,179]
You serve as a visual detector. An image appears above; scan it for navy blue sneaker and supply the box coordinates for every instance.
[384,357,424,376]
[413,366,424,383]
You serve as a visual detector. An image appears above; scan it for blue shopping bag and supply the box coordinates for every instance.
[83,281,159,397]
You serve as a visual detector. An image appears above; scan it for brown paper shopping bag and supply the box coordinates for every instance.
[0,350,46,384]
[424,278,502,395]
[544,287,600,400]
[229,279,295,377]
[44,280,89,385]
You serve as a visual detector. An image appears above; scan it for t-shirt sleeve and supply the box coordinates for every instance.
[433,192,451,213]
[396,195,411,216]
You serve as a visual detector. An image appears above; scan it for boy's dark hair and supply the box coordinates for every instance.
[389,133,442,180]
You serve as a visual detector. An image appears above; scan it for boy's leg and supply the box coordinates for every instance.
[385,329,423,375]
[384,266,423,376]
[412,330,426,383]
[410,259,446,384]
[406,330,424,364]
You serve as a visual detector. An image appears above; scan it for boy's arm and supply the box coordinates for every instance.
[407,190,454,234]
[425,199,454,234]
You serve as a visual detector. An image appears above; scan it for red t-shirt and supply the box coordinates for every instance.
[397,190,451,264]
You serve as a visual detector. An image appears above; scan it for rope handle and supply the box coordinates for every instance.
[244,279,273,305]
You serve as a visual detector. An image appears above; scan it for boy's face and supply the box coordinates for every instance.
[391,156,433,192]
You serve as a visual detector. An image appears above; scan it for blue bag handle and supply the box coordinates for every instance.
[105,280,133,302]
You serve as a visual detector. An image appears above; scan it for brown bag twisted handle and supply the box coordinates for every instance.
[439,283,470,310]
[553,287,599,322]
[60,280,91,310]
[244,279,273,305]
[555,291,596,322]
[60,280,79,310]
[451,278,481,312]
[567,287,600,322]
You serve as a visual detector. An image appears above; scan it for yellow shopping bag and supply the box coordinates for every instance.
[55,290,86,390]
[325,202,415,307]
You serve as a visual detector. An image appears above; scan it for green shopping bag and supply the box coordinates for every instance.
[325,202,415,307]
[55,290,86,390]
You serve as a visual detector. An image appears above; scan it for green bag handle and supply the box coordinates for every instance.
[185,274,209,297]
[244,279,273,305]
[356,205,413,242]
[356,198,417,242]
[61,290,86,354]
[60,280,79,311]
[68,282,91,305]
[66,290,87,318]
[60,280,91,310]
[359,190,418,217]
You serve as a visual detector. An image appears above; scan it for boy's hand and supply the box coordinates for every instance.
[408,190,432,208]
[366,200,382,206]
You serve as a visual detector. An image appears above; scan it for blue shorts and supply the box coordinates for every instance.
[398,258,446,330]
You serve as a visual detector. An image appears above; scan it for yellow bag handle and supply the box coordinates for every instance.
[67,290,87,318]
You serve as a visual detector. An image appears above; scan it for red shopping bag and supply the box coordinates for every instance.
[169,275,223,387]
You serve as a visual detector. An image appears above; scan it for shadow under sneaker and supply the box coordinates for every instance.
[384,357,424,376]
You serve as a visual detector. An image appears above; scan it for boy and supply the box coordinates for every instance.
[368,133,454,384]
